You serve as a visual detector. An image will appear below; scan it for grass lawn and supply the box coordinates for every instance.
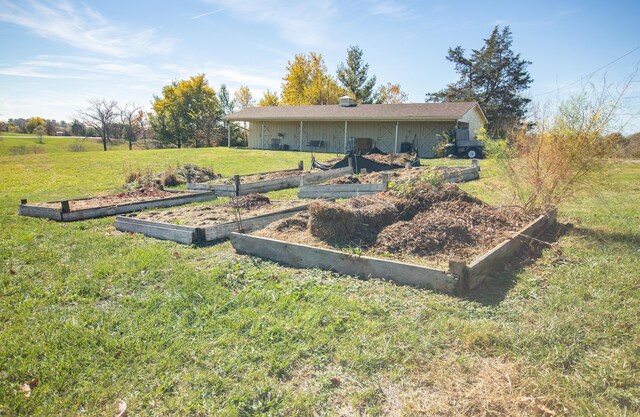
[0,146,638,416]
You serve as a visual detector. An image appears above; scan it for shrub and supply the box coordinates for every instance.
[68,141,86,152]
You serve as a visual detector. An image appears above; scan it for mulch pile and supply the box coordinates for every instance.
[112,184,173,199]
[263,182,536,261]
[362,153,414,166]
[221,194,271,210]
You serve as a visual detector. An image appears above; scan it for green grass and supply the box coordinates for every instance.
[0,132,131,155]
[0,146,638,416]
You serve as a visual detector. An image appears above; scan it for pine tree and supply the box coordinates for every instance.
[337,45,377,103]
[426,26,532,135]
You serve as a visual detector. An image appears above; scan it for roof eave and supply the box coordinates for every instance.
[225,116,461,122]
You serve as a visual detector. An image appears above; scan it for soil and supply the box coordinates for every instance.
[206,169,312,185]
[362,153,415,166]
[127,198,307,227]
[255,183,535,268]
[35,186,181,211]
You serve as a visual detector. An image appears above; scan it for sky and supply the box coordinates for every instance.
[1,0,639,133]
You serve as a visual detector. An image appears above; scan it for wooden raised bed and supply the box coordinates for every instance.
[298,164,480,199]
[18,190,217,222]
[229,209,556,295]
[115,202,309,245]
[187,166,353,196]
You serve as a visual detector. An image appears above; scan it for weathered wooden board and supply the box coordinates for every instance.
[19,191,217,222]
[298,183,388,199]
[115,204,308,244]
[464,209,557,290]
[187,167,353,196]
[229,233,458,293]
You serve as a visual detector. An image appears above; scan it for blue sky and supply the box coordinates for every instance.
[1,0,639,132]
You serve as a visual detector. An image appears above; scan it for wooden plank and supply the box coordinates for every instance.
[301,167,352,185]
[18,204,62,221]
[229,233,457,293]
[203,205,308,241]
[238,176,301,195]
[298,183,387,199]
[465,209,557,290]
[115,217,198,244]
[61,191,217,221]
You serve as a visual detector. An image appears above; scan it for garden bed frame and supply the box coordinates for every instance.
[115,203,309,245]
[297,162,480,199]
[187,163,352,196]
[18,190,217,222]
[229,209,556,295]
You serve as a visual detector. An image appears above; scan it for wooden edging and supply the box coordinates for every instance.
[461,208,558,291]
[18,190,217,222]
[228,208,556,295]
[115,204,308,244]
[187,166,352,196]
[229,233,459,294]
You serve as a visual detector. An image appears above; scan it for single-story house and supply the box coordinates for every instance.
[224,96,487,157]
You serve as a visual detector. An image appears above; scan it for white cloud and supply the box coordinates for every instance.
[0,0,175,58]
[369,1,411,19]
[205,0,338,46]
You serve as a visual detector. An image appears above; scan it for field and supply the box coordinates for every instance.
[0,144,638,416]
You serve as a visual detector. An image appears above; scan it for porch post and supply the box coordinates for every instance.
[261,122,264,150]
[394,121,399,153]
[299,120,303,152]
[228,121,231,148]
[344,120,348,153]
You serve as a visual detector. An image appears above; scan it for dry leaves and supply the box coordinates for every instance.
[115,400,127,417]
[19,378,38,398]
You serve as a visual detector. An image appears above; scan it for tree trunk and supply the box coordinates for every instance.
[102,136,107,151]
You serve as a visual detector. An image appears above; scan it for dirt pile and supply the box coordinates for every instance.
[363,153,414,166]
[308,196,399,245]
[177,164,220,183]
[113,183,173,199]
[221,194,270,210]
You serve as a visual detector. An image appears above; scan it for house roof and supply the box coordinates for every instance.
[225,102,486,123]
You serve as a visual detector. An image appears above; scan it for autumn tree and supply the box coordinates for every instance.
[79,98,119,151]
[25,117,45,133]
[119,102,143,150]
[426,25,532,135]
[337,45,377,103]
[34,125,46,143]
[234,85,254,110]
[281,52,345,105]
[259,90,280,106]
[374,83,409,104]
[151,74,223,148]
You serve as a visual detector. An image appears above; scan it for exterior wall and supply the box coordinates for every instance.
[246,120,455,157]
[459,106,486,139]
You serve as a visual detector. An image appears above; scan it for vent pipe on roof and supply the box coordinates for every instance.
[339,95,356,107]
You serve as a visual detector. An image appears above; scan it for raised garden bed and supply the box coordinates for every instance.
[230,184,556,294]
[298,162,480,199]
[115,195,308,244]
[187,165,352,196]
[18,188,217,222]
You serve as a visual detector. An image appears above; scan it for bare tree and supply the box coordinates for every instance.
[119,102,143,150]
[79,98,119,151]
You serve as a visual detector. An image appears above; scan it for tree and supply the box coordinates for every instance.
[374,83,409,104]
[34,125,46,144]
[70,119,85,136]
[25,117,45,133]
[45,119,56,136]
[281,52,345,105]
[151,74,223,148]
[218,84,235,115]
[233,85,254,110]
[79,99,119,151]
[337,45,377,103]
[119,103,143,150]
[426,26,532,135]
[259,90,280,106]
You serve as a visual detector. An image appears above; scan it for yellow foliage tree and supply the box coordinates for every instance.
[281,52,345,105]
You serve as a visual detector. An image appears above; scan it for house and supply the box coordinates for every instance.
[224,97,488,157]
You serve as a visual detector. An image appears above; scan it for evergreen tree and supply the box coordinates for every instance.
[426,26,532,135]
[218,84,235,115]
[337,45,377,103]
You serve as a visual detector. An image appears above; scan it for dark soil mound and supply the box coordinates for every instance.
[394,182,483,220]
[328,175,361,184]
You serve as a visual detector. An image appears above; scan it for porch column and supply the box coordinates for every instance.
[227,122,231,148]
[261,122,264,150]
[394,121,399,153]
[299,120,303,152]
[344,120,348,153]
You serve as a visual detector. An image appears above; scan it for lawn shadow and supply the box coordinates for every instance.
[462,223,565,306]
[464,222,640,306]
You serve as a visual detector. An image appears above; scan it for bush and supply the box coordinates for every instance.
[68,141,86,152]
